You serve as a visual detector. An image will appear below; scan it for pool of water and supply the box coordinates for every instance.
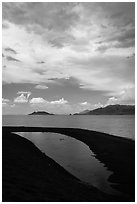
[15,132,119,194]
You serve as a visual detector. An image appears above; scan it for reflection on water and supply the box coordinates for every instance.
[16,132,118,194]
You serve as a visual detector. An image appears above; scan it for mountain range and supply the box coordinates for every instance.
[74,105,135,115]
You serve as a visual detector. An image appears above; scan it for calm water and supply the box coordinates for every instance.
[3,115,135,139]
[15,132,118,194]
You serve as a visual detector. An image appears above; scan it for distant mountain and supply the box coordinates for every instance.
[74,105,135,115]
[76,109,90,115]
[28,111,54,115]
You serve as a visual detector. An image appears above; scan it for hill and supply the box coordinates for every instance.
[28,111,54,115]
[74,105,135,115]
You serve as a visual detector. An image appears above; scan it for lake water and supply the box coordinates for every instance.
[3,115,133,195]
[3,115,135,139]
[15,132,118,195]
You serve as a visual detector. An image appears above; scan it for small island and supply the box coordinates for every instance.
[74,105,135,115]
[29,111,54,115]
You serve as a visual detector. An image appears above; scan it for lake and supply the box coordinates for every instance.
[15,131,119,195]
[3,115,135,140]
[3,115,134,196]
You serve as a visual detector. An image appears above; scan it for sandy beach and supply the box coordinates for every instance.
[2,126,135,202]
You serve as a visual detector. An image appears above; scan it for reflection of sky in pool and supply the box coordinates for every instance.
[15,132,119,194]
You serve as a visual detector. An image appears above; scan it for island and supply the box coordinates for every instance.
[74,105,135,115]
[28,111,54,115]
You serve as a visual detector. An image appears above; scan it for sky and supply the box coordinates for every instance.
[2,2,135,114]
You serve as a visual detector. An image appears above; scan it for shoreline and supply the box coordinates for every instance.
[3,126,135,201]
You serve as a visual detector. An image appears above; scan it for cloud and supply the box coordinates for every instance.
[96,28,135,54]
[106,97,118,106]
[79,101,103,111]
[106,86,135,105]
[2,3,79,32]
[2,2,135,105]
[17,91,31,99]
[29,97,68,105]
[2,21,71,84]
[14,91,31,103]
[2,98,16,109]
[102,28,135,49]
[117,86,135,102]
[5,47,17,54]
[50,98,68,104]
[96,45,109,53]
[14,94,28,103]
[2,20,134,98]
[29,97,69,114]
[35,84,48,89]
[2,98,10,106]
[79,101,92,111]
[80,101,88,106]
[93,102,104,109]
[2,98,10,103]
[6,56,20,62]
[2,21,10,29]
[29,97,105,114]
[29,97,47,104]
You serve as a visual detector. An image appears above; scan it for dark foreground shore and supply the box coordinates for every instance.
[3,126,135,201]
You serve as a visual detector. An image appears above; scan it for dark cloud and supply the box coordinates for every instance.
[82,2,134,26]
[2,22,9,29]
[99,2,134,27]
[5,47,17,54]
[112,29,134,49]
[3,3,27,24]
[2,2,134,50]
[109,28,135,44]
[115,39,135,49]
[49,39,64,48]
[101,24,107,29]
[110,11,123,19]
[114,29,135,48]
[97,27,135,51]
[48,34,74,48]
[2,2,79,32]
[96,45,108,53]
[6,56,20,62]
[37,61,45,64]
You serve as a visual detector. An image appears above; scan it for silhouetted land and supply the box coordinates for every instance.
[3,126,135,201]
[75,104,135,115]
[29,111,54,115]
